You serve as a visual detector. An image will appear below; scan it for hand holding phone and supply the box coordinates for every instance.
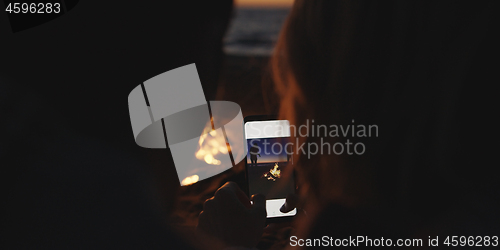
[244,116,297,222]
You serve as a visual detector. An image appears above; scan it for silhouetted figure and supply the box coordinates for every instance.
[249,143,261,167]
[286,143,292,163]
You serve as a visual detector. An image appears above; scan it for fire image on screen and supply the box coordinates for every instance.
[246,137,294,200]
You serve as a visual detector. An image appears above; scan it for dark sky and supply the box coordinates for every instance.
[246,137,289,164]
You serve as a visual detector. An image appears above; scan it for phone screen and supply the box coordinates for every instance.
[244,119,297,218]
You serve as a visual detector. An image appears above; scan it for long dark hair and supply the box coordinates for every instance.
[271,0,499,238]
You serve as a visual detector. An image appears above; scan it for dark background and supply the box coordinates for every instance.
[1,1,499,249]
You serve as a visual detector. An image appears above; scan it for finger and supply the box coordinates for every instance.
[280,193,298,213]
[203,197,214,211]
[215,182,238,200]
[232,183,252,208]
[217,182,251,208]
[215,182,248,210]
[250,193,266,218]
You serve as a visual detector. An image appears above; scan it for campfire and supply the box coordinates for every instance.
[180,127,229,186]
[262,163,281,181]
[181,174,199,186]
[195,128,228,165]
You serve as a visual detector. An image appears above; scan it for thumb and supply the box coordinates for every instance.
[250,194,266,217]
[280,194,298,213]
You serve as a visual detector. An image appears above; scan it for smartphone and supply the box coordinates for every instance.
[244,115,296,222]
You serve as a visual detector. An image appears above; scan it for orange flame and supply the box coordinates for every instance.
[269,163,281,178]
[263,163,281,181]
[181,175,199,186]
[195,127,228,165]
